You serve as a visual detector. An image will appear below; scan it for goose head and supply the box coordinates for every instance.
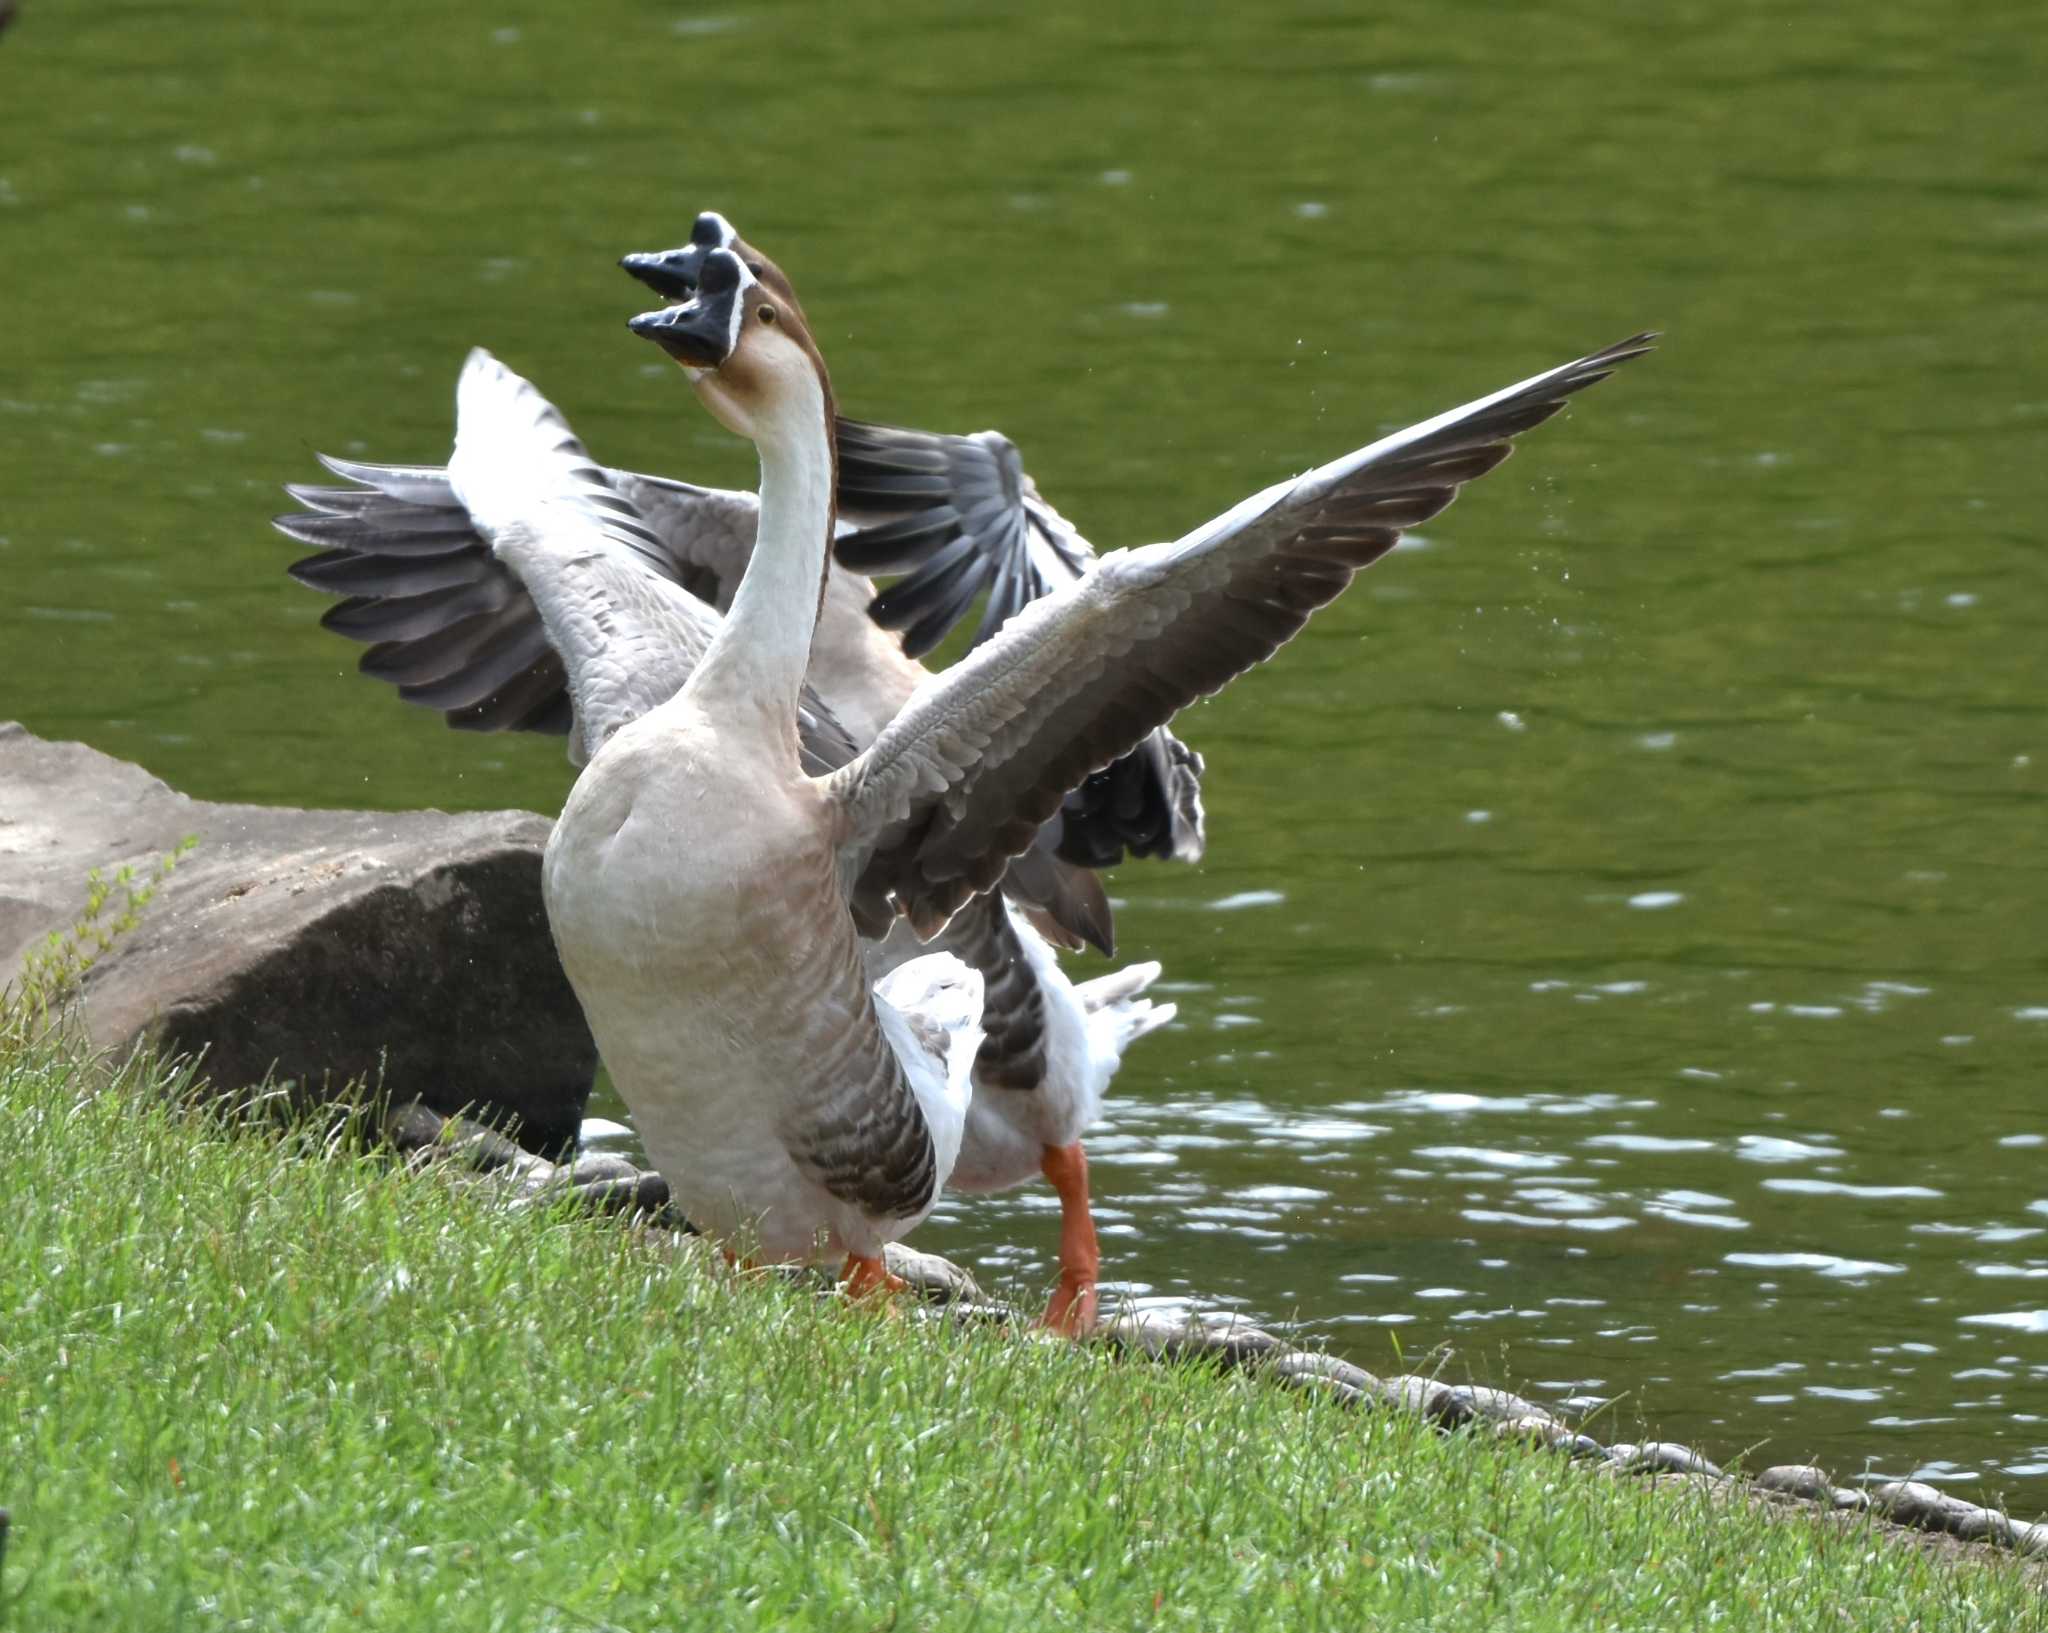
[628,246,831,442]
[620,211,808,326]
[618,210,735,299]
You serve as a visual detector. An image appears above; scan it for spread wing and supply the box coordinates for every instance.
[833,417,1208,867]
[277,347,857,773]
[274,348,1105,948]
[828,333,1655,937]
[834,421,1091,657]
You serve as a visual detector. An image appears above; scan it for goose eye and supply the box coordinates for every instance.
[756,304,777,325]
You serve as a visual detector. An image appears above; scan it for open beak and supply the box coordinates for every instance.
[619,246,703,301]
[627,298,731,369]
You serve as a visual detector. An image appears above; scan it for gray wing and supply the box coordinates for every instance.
[829,334,1655,938]
[600,470,761,612]
[1050,727,1206,870]
[277,457,581,739]
[277,347,857,773]
[833,417,1209,868]
[277,350,1103,948]
[834,421,1090,657]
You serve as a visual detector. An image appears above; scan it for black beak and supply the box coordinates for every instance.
[627,299,731,369]
[619,246,703,301]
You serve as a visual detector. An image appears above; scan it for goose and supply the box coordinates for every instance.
[594,244,1646,1305]
[621,211,1206,873]
[278,348,1174,1325]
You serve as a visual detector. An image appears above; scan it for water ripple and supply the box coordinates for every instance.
[1961,1311,2048,1333]
[1725,1252,1905,1280]
[1415,1145,1569,1171]
[1762,1179,1943,1200]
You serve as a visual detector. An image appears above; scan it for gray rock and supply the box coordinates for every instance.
[1442,1385,1554,1427]
[393,1100,686,1223]
[1096,1307,1189,1359]
[923,1299,1023,1329]
[559,1159,677,1224]
[624,1170,676,1218]
[573,1163,684,1229]
[883,1242,986,1306]
[1875,1475,1966,1532]
[2012,1520,2048,1558]
[0,725,595,1153]
[1380,1374,1454,1422]
[383,1098,451,1158]
[567,1153,643,1188]
[437,1120,534,1175]
[1870,1480,1999,1539]
[558,1171,664,1219]
[388,1098,535,1176]
[1264,1350,1371,1406]
[1266,1349,1380,1393]
[1099,1306,1286,1369]
[1492,1415,1598,1457]
[1616,1442,1723,1478]
[1274,1372,1367,1408]
[1950,1505,2023,1547]
[1754,1464,1833,1502]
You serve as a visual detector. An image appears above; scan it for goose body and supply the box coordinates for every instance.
[543,700,975,1258]
[278,347,1171,1304]
[448,281,988,1279]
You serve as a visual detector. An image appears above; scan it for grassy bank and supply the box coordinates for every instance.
[2,1022,2041,1630]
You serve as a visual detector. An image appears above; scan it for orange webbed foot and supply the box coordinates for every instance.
[840,1251,910,1309]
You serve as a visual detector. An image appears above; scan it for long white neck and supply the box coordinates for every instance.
[682,367,835,757]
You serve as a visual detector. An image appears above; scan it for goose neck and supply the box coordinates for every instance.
[684,370,836,744]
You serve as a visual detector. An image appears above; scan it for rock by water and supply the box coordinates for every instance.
[0,724,594,1152]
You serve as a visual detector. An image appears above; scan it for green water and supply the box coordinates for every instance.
[9,0,2048,1503]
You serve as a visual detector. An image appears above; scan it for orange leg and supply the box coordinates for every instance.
[1037,1141,1102,1336]
[840,1251,908,1304]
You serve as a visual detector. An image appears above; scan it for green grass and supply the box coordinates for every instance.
[2,1021,2042,1631]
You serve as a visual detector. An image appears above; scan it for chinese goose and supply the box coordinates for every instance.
[278,347,1172,1318]
[616,245,1647,1309]
[622,211,1205,873]
[453,337,981,1288]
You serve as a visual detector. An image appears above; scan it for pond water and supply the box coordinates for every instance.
[9,1,2047,1505]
